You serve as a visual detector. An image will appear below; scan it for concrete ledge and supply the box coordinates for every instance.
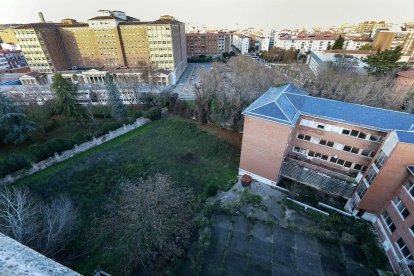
[0,233,80,276]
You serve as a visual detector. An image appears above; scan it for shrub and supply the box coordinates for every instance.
[204,183,219,198]
[133,110,144,120]
[44,119,56,132]
[30,138,74,162]
[101,122,123,133]
[0,155,29,177]
[144,107,162,121]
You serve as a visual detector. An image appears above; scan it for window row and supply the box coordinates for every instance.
[292,146,366,171]
[397,238,413,261]
[296,133,375,158]
[392,196,410,220]
[299,119,382,142]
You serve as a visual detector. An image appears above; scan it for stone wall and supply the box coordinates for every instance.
[0,117,151,186]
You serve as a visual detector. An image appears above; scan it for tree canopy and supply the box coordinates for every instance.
[0,93,35,144]
[104,73,128,121]
[363,46,407,75]
[51,73,83,120]
[332,35,345,50]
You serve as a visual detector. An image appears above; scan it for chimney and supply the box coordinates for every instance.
[38,12,46,23]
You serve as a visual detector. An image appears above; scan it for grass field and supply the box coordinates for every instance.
[15,116,240,274]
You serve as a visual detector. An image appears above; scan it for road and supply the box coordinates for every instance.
[174,63,213,100]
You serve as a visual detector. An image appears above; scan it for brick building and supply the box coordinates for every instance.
[239,84,414,274]
[186,32,231,57]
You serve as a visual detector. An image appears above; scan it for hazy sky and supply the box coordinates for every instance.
[1,0,413,29]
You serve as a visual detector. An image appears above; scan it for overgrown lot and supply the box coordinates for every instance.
[15,116,240,274]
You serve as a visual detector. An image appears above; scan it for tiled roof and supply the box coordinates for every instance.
[14,23,57,29]
[88,16,118,21]
[244,84,414,138]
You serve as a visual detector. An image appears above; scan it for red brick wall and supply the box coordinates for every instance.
[359,143,414,214]
[239,116,292,182]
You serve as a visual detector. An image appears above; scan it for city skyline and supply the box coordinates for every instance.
[1,0,414,29]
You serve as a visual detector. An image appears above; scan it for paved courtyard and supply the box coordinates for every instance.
[199,182,382,276]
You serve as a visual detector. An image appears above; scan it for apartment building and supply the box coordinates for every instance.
[186,32,231,57]
[13,23,70,73]
[307,50,370,75]
[5,11,187,84]
[275,34,337,52]
[0,50,28,72]
[355,21,390,34]
[372,30,414,58]
[232,34,251,54]
[239,84,414,274]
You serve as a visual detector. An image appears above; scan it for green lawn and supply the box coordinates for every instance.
[15,116,240,274]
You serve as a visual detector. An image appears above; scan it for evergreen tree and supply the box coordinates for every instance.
[51,73,83,120]
[363,46,407,75]
[104,73,128,121]
[0,93,35,144]
[332,35,345,50]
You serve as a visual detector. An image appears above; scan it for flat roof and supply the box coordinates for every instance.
[244,84,414,136]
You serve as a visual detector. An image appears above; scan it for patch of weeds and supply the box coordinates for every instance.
[240,189,267,211]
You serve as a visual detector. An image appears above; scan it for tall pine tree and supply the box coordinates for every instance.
[104,73,128,121]
[332,35,345,50]
[363,46,407,75]
[51,73,83,121]
[0,93,35,144]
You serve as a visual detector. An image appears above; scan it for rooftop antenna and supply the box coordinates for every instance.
[38,12,46,23]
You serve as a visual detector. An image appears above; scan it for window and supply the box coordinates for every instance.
[393,196,410,219]
[350,130,359,137]
[351,147,360,154]
[382,210,396,233]
[317,123,325,129]
[396,238,413,260]
[321,155,329,160]
[356,183,368,198]
[369,134,381,142]
[297,133,311,141]
[358,132,367,139]
[404,180,414,198]
[365,167,377,185]
[320,139,327,146]
[354,164,363,170]
[308,151,316,157]
[326,141,334,147]
[330,157,338,163]
[337,159,345,165]
[344,161,352,168]
[361,150,372,157]
[374,150,387,170]
[343,145,352,152]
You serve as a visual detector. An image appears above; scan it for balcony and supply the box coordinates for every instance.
[280,157,357,199]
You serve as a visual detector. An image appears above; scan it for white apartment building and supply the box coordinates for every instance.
[275,36,336,52]
[232,34,251,54]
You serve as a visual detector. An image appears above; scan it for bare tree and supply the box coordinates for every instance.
[0,187,78,257]
[195,56,288,130]
[0,187,40,244]
[93,174,196,274]
[39,196,78,256]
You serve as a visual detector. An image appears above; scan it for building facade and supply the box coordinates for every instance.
[13,23,71,73]
[0,50,28,73]
[372,30,414,58]
[275,35,337,52]
[186,32,231,57]
[239,84,414,274]
[307,50,370,75]
[232,34,251,54]
[5,11,187,84]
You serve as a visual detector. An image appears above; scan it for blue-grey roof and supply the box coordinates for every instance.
[243,84,414,142]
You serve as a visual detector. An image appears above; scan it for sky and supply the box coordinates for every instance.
[1,0,413,30]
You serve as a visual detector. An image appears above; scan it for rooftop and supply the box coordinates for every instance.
[397,69,414,79]
[243,84,414,142]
